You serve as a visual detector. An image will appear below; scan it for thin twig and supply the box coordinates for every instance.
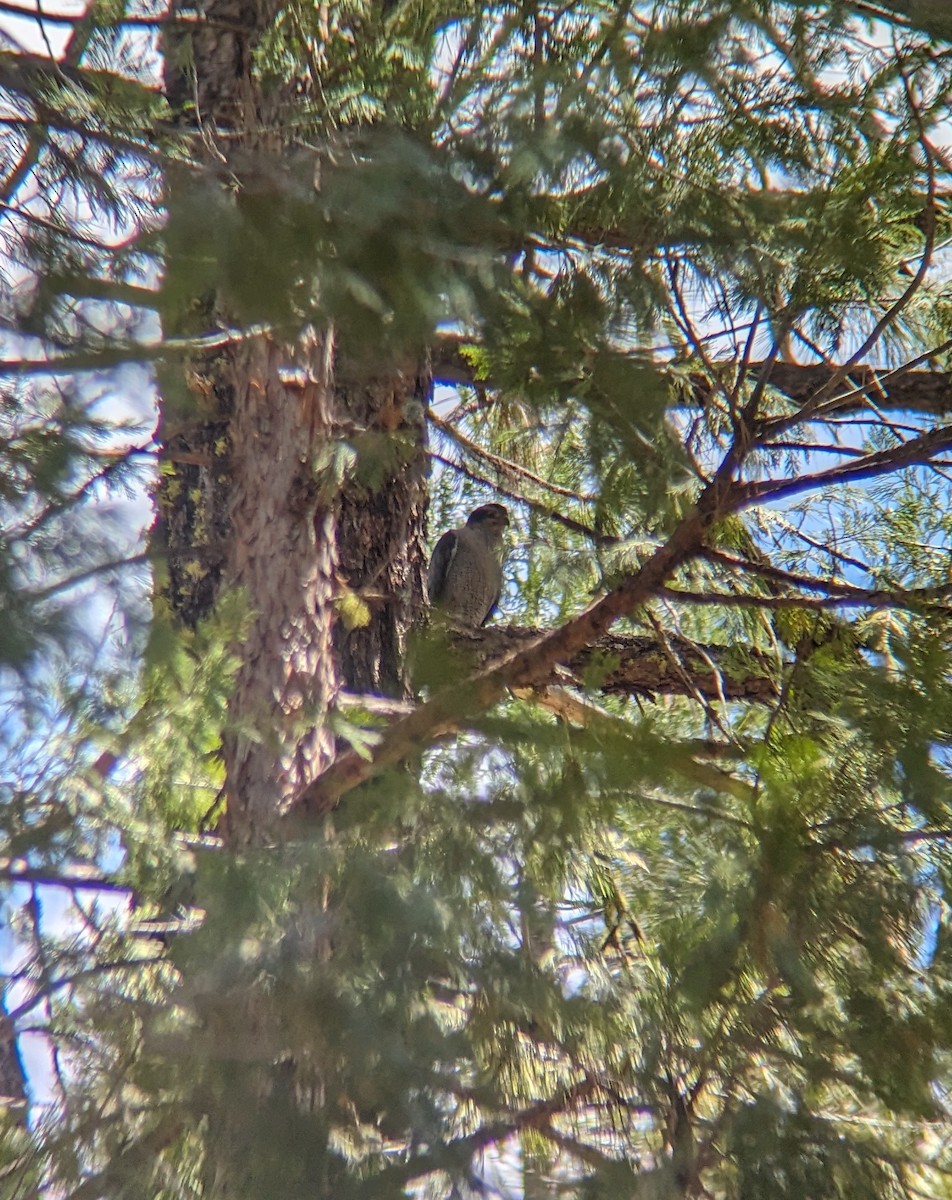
[429,408,597,503]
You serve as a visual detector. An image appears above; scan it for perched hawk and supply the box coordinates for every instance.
[427,503,510,627]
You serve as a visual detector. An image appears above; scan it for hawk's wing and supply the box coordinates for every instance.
[480,576,501,626]
[427,528,459,604]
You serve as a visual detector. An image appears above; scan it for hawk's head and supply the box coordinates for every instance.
[466,503,509,537]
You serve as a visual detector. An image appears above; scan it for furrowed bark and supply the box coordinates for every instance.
[159,0,342,845]
[154,3,430,1193]
[333,359,430,700]
[158,0,429,839]
[218,332,339,843]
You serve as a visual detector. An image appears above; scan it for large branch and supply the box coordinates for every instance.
[431,335,952,418]
[840,0,952,39]
[452,626,780,705]
[753,361,952,419]
[739,421,952,505]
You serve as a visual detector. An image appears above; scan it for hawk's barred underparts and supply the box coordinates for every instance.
[427,503,510,627]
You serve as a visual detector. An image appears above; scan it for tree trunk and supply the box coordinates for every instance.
[332,358,430,700]
[158,0,429,840]
[155,6,431,1193]
[217,330,340,843]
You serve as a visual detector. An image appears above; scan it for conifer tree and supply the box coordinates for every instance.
[4,1,952,1197]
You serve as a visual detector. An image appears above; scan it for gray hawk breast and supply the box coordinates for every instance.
[427,503,509,627]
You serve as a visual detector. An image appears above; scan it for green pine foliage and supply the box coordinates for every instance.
[5,1,952,1198]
